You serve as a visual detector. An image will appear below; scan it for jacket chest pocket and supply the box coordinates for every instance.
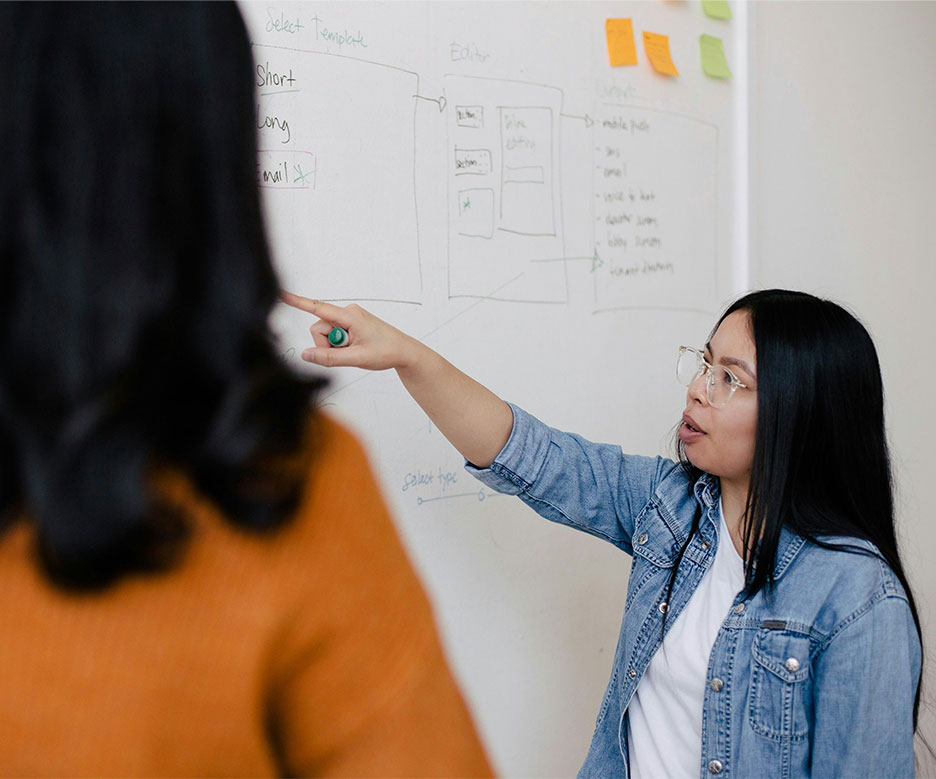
[631,504,680,569]
[626,505,680,613]
[749,628,814,742]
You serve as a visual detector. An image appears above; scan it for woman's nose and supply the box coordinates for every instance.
[688,371,708,405]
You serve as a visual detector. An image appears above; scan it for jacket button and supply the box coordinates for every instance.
[658,602,669,614]
[733,602,746,614]
[701,540,711,550]
[628,669,637,679]
[710,678,723,692]
[637,533,649,545]
[708,759,723,774]
[785,657,800,673]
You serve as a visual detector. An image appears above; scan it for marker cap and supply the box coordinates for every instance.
[328,327,350,347]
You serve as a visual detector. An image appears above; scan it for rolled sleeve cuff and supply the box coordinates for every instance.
[464,403,552,495]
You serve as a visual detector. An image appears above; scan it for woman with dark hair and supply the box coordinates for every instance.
[284,288,925,777]
[0,3,492,776]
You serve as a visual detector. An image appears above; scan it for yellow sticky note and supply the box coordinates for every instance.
[605,19,638,67]
[700,34,732,78]
[643,31,679,77]
[702,0,733,20]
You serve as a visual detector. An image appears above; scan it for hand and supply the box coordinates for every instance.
[280,291,420,371]
[281,292,512,467]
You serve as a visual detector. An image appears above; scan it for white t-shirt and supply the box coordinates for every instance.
[627,501,746,779]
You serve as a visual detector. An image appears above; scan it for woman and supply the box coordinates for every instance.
[284,289,924,777]
[0,4,492,776]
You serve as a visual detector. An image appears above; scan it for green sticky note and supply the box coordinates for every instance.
[702,0,732,20]
[700,34,732,79]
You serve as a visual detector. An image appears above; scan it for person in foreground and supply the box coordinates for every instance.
[0,4,492,777]
[284,289,925,778]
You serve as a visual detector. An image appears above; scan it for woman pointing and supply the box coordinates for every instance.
[285,288,924,778]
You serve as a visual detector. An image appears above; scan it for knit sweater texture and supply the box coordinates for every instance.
[0,415,493,777]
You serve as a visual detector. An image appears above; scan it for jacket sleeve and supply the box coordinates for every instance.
[465,403,679,555]
[808,594,921,779]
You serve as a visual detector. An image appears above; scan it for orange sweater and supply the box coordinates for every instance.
[0,415,493,778]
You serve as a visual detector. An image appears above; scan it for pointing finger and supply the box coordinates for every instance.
[280,290,320,313]
[281,291,355,328]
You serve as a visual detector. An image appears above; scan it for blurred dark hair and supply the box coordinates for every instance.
[0,2,324,588]
[664,289,923,728]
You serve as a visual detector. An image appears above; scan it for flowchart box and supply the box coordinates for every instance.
[455,148,493,176]
[255,46,421,303]
[591,105,718,313]
[499,106,555,236]
[446,75,566,303]
[456,105,484,128]
[457,188,495,239]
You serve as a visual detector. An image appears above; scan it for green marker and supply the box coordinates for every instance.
[328,327,350,347]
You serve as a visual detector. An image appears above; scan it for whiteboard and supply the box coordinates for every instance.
[240,2,744,775]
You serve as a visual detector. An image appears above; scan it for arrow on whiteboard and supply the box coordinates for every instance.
[413,93,447,112]
[530,248,604,272]
[560,112,595,128]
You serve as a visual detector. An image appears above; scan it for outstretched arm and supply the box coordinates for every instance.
[281,292,513,468]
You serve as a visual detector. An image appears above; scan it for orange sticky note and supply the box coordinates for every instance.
[643,31,680,76]
[605,19,638,67]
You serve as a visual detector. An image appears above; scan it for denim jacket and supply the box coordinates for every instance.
[467,404,921,779]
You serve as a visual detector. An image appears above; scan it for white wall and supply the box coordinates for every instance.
[750,2,936,770]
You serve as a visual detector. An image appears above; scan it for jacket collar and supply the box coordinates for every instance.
[772,526,807,581]
[693,473,807,581]
[693,472,719,509]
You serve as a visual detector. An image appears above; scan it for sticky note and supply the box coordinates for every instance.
[642,32,679,77]
[605,19,638,66]
[700,34,732,78]
[702,0,732,20]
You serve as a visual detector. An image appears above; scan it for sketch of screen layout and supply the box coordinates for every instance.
[446,76,566,303]
[255,44,422,304]
[590,105,719,314]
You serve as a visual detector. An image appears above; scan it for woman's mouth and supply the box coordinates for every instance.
[680,413,706,443]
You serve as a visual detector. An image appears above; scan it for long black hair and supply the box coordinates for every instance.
[663,289,924,729]
[0,2,324,588]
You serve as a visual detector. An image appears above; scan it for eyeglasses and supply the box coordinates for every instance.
[676,346,751,408]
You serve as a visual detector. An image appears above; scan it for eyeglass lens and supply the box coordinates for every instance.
[676,349,735,408]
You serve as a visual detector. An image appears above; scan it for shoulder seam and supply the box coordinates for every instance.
[818,590,910,652]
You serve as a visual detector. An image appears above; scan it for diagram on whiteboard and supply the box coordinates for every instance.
[254,44,422,304]
[247,17,726,317]
[589,105,718,313]
[446,76,567,303]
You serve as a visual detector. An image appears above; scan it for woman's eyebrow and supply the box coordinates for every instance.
[722,356,755,378]
[704,341,755,378]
